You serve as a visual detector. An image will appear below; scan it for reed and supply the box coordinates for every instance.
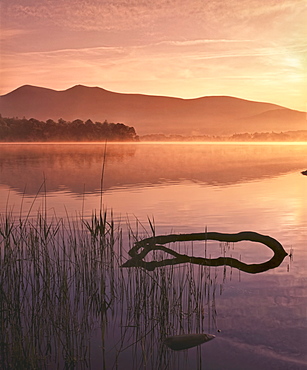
[0,210,219,369]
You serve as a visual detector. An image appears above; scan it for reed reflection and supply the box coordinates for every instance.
[0,212,220,369]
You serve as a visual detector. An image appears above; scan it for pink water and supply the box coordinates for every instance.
[0,142,306,369]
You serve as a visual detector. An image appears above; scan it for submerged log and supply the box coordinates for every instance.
[122,231,288,273]
[164,333,215,351]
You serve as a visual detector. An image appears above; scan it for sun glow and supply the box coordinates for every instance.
[1,0,306,111]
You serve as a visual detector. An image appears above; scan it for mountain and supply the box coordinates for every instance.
[0,85,305,135]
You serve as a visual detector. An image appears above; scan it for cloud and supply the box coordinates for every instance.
[1,0,306,111]
[6,1,171,31]
[9,39,305,63]
[16,45,130,59]
[0,28,30,41]
[5,0,304,31]
[236,0,306,18]
[2,0,306,49]
[157,39,253,46]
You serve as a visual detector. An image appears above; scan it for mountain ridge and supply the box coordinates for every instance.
[0,85,305,135]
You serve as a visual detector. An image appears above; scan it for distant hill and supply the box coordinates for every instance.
[0,85,305,135]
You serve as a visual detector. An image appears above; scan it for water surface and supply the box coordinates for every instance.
[0,142,306,369]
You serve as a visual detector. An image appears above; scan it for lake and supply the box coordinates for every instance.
[0,142,307,369]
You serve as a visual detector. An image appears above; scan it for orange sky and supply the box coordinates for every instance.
[0,0,306,111]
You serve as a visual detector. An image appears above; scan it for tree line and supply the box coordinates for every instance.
[0,116,139,142]
[141,130,307,142]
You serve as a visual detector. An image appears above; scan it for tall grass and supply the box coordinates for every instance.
[0,210,219,369]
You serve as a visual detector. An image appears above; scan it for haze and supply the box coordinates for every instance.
[1,0,307,111]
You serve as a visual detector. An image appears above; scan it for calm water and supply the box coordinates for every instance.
[1,142,307,369]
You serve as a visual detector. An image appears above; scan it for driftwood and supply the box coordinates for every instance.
[122,231,288,274]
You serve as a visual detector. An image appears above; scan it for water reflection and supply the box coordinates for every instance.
[1,143,306,369]
[1,143,307,195]
[123,231,288,273]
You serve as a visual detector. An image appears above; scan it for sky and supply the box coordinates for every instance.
[0,0,306,111]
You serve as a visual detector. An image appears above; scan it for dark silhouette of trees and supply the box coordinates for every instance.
[1,114,305,142]
[0,116,139,142]
[140,131,305,142]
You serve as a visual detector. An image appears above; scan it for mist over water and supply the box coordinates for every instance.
[1,142,306,234]
[1,142,307,369]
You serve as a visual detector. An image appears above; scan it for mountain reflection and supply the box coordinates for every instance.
[122,231,288,274]
[1,143,307,195]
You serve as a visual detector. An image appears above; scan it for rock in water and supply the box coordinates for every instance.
[301,170,307,176]
[164,333,215,351]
